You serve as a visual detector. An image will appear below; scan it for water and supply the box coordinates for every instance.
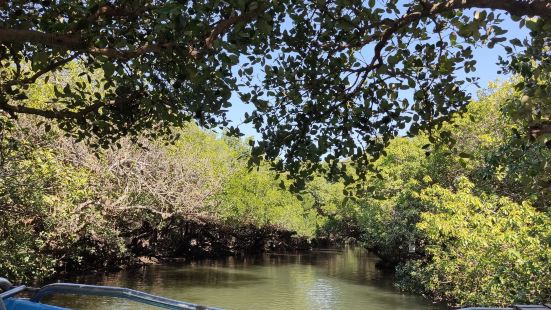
[45,248,444,310]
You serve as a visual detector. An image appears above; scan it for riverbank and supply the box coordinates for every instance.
[47,218,315,281]
[44,217,363,285]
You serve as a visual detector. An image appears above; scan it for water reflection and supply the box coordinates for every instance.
[46,247,445,310]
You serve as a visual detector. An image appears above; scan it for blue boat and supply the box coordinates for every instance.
[0,278,221,310]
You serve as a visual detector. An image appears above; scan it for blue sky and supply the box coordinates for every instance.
[225,11,530,139]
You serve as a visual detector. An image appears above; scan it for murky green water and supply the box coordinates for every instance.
[45,248,444,310]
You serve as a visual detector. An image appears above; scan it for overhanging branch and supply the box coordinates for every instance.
[0,99,107,120]
[0,29,82,49]
[337,0,551,94]
[5,53,80,87]
[205,2,267,49]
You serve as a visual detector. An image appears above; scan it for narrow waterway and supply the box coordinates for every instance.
[46,248,444,310]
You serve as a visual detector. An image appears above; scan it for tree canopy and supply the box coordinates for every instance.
[1,0,550,186]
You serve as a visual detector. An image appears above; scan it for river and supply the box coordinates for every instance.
[45,247,444,310]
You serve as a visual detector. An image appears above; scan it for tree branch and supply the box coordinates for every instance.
[205,2,267,49]
[88,43,177,60]
[338,0,551,95]
[0,99,105,120]
[0,29,82,49]
[5,53,80,87]
[0,1,267,61]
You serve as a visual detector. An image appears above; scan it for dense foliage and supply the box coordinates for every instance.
[358,83,551,307]
[404,180,550,306]
[1,1,550,185]
[0,114,346,282]
[0,64,359,283]
[0,115,125,282]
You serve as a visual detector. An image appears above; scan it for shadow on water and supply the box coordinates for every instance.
[108,265,267,289]
[45,247,447,310]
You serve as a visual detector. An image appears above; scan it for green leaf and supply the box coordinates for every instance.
[102,62,116,77]
[450,32,457,45]
[510,38,522,46]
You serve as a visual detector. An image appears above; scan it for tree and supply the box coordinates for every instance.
[407,179,551,306]
[252,0,551,185]
[0,0,284,144]
[1,0,550,184]
[355,83,551,306]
